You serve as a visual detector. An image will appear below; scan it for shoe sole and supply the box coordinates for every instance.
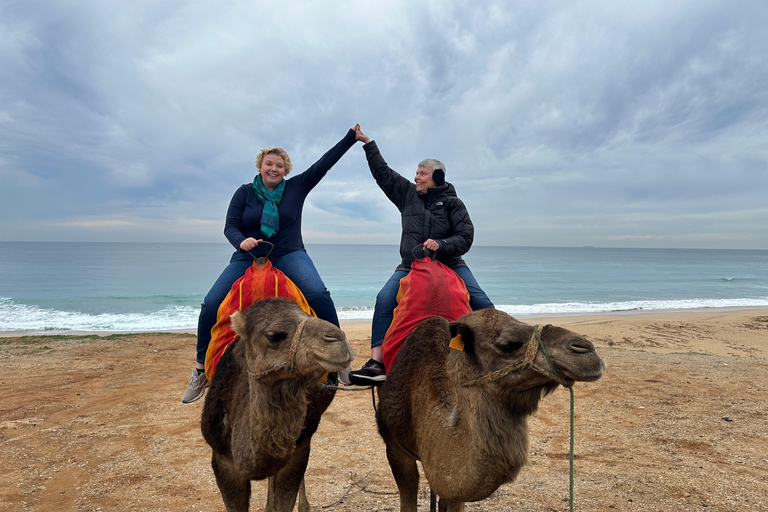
[181,382,209,404]
[348,374,387,385]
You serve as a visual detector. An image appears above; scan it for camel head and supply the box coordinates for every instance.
[450,309,605,391]
[230,298,354,382]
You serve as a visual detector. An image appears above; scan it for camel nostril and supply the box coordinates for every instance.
[570,343,592,353]
[323,335,342,343]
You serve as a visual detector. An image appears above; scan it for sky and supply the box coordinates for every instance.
[1,0,766,250]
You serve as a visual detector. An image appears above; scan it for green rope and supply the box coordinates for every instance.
[534,326,575,512]
[568,386,574,512]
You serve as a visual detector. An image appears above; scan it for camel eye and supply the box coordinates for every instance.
[496,339,523,354]
[264,330,288,344]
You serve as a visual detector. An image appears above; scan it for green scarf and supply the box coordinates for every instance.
[252,174,285,238]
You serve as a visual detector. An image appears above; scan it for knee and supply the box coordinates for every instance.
[470,294,494,311]
[376,283,398,305]
[201,295,223,317]
[375,288,389,304]
[199,299,216,319]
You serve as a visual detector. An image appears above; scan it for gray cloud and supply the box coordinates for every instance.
[1,0,766,248]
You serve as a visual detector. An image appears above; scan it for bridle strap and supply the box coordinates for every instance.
[286,317,309,378]
[462,325,571,388]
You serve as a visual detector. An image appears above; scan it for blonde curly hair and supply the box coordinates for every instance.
[256,147,293,175]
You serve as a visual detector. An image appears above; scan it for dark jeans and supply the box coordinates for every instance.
[195,250,338,364]
[370,264,494,349]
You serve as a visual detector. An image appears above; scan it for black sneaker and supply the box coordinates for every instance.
[348,359,386,385]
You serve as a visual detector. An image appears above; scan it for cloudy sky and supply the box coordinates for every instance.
[1,0,766,249]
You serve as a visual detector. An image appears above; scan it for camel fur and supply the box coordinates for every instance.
[201,298,355,512]
[375,308,605,512]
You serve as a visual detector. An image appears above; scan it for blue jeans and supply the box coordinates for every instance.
[195,250,338,364]
[370,265,494,349]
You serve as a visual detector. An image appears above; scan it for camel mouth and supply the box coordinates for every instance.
[560,366,604,383]
[315,359,353,373]
[313,353,355,372]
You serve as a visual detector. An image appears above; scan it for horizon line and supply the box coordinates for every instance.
[1,240,766,252]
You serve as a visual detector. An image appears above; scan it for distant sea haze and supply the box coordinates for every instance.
[0,242,766,334]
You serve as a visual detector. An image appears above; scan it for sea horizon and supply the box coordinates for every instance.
[1,241,766,335]
[4,240,768,250]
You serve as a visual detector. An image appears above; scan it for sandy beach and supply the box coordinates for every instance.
[1,309,767,512]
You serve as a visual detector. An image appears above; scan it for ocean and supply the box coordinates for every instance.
[0,242,766,334]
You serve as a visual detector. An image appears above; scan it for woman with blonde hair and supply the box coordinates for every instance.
[181,125,360,403]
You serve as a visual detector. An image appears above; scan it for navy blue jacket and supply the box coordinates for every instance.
[224,129,357,261]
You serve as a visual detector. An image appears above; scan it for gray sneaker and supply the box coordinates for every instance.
[337,367,352,386]
[181,369,209,403]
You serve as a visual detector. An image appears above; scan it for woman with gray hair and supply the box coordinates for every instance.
[347,126,493,385]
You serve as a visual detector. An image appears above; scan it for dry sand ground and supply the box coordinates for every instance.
[1,309,767,512]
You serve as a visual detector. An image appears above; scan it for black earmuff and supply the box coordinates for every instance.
[432,168,445,186]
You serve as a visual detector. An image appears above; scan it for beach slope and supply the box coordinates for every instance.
[1,309,767,511]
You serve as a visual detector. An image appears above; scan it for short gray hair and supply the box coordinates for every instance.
[417,158,445,174]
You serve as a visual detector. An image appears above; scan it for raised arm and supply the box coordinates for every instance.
[356,126,413,210]
[295,127,358,190]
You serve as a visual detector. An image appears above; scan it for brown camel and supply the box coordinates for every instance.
[375,308,605,512]
[201,298,355,512]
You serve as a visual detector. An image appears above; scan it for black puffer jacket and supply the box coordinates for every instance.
[363,141,474,271]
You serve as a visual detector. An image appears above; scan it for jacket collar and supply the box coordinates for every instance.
[419,182,456,198]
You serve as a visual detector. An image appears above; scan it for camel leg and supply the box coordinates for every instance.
[385,442,420,512]
[211,453,251,512]
[438,497,465,512]
[298,479,309,512]
[266,477,309,512]
[265,439,312,512]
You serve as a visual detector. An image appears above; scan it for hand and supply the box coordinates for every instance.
[240,237,261,251]
[354,124,371,144]
[423,239,440,252]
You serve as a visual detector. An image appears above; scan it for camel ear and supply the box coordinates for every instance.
[230,310,247,338]
[449,322,475,354]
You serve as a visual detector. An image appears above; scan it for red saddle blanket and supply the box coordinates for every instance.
[204,258,315,380]
[381,257,472,372]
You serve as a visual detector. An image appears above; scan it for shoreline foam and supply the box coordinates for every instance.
[2,306,766,338]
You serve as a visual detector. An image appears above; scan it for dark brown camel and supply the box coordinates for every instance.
[201,298,355,512]
[375,308,605,512]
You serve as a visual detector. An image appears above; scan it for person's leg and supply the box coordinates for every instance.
[183,258,252,403]
[348,270,408,385]
[272,250,339,327]
[195,259,253,365]
[370,270,410,353]
[452,265,495,311]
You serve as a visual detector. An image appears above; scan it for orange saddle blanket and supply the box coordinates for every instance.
[204,258,315,380]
